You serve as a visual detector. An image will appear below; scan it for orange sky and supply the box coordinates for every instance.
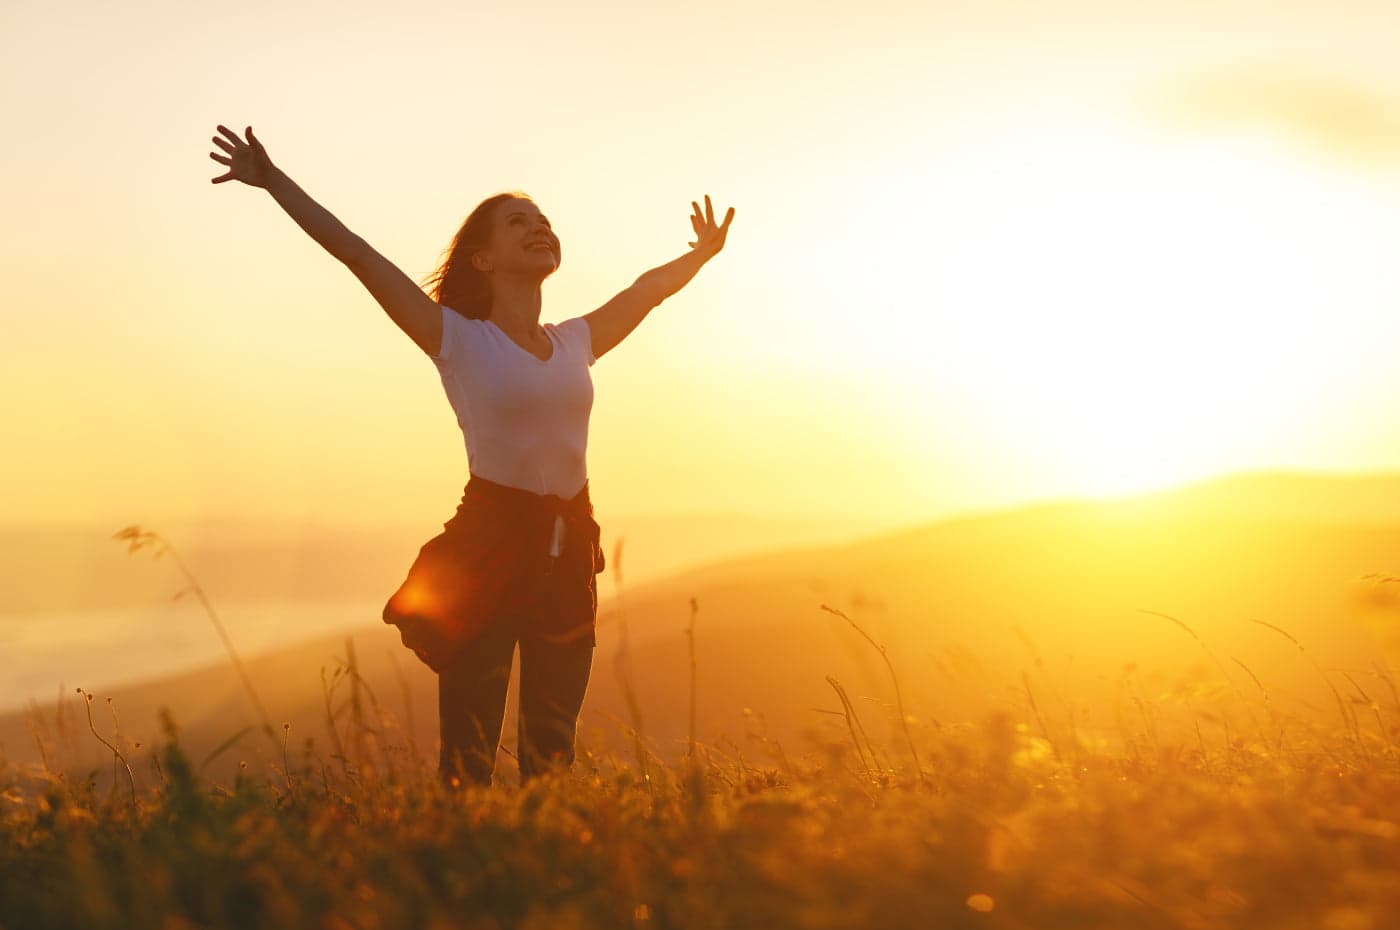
[8,0,1400,537]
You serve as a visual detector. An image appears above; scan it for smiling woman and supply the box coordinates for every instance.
[208,123,736,788]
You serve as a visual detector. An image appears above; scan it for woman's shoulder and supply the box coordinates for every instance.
[551,316,596,366]
[546,316,588,341]
[443,305,485,329]
[435,305,488,358]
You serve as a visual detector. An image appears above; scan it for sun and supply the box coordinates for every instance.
[853,121,1387,499]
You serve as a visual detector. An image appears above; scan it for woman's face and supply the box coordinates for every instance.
[473,197,561,278]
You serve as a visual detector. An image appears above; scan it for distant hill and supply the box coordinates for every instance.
[5,470,1399,786]
[0,511,887,616]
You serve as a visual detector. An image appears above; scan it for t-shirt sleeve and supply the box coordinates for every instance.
[563,316,597,367]
[431,304,460,364]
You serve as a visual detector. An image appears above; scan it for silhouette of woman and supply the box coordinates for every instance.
[209,124,734,787]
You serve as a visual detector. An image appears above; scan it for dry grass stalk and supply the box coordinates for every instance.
[685,596,699,761]
[111,525,278,747]
[820,603,924,783]
[608,535,652,791]
[1249,617,1363,749]
[825,675,875,781]
[74,687,136,809]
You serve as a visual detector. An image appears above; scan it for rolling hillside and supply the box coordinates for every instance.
[5,471,1399,786]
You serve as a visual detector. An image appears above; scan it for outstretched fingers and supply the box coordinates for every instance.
[696,195,733,227]
[210,126,239,184]
[686,196,735,250]
[209,142,230,183]
[215,124,244,148]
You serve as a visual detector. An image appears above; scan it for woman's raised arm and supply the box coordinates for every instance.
[209,124,442,357]
[581,195,734,360]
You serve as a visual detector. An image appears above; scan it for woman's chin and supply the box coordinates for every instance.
[503,259,558,281]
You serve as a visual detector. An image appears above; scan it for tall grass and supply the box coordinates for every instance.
[7,660,1398,930]
[1,527,1397,929]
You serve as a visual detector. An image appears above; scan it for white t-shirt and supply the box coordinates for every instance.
[430,304,597,553]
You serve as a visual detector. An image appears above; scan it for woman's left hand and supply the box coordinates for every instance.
[688,194,735,259]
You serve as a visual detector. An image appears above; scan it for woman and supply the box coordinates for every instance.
[208,124,734,787]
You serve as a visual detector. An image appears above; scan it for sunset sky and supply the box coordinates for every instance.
[8,0,1400,538]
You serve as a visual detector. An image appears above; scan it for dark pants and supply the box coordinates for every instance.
[438,611,595,788]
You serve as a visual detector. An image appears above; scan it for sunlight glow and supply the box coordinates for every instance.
[853,123,1395,498]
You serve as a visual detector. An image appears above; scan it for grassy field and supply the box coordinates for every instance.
[3,519,1398,929]
[3,630,1398,930]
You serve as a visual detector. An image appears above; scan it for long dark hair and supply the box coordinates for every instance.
[421,191,532,320]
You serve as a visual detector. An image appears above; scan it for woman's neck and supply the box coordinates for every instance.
[487,274,545,336]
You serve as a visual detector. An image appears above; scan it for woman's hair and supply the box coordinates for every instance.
[421,191,532,320]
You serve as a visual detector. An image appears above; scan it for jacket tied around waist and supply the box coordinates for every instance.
[382,474,606,672]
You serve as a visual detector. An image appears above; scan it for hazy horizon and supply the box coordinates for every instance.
[5,466,1400,717]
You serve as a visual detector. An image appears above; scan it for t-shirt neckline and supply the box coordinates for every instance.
[484,318,555,364]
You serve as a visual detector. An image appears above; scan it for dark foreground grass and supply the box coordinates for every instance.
[2,687,1398,930]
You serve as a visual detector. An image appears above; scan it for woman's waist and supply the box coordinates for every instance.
[435,473,604,574]
[460,446,588,497]
[447,473,595,532]
[462,472,589,506]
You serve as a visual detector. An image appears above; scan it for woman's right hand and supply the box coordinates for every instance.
[209,124,277,188]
